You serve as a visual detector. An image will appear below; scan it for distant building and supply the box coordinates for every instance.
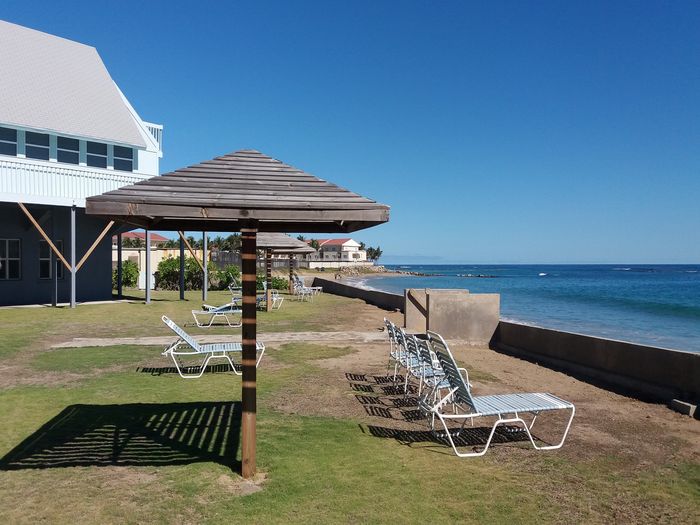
[300,238,372,269]
[0,20,162,305]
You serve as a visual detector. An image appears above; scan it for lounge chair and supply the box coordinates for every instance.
[161,315,265,379]
[191,301,242,328]
[419,331,575,457]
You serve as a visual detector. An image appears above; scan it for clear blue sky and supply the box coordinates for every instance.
[4,1,699,264]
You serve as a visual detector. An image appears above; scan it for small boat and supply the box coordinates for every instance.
[538,272,547,276]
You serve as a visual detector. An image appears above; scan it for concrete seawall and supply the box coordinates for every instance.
[491,321,700,406]
[315,277,700,409]
[312,277,404,311]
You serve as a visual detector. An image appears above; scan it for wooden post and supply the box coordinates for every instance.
[241,227,257,479]
[179,236,185,300]
[265,248,272,312]
[145,230,151,304]
[70,205,76,309]
[203,231,208,302]
[288,254,294,295]
[117,233,123,299]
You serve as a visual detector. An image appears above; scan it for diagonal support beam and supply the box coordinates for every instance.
[18,202,71,272]
[76,220,115,271]
[177,231,205,272]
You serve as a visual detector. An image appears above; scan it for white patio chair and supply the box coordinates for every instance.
[419,331,575,457]
[161,315,265,379]
[191,301,242,328]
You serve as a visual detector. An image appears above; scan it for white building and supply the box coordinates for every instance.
[300,238,372,269]
[0,20,162,306]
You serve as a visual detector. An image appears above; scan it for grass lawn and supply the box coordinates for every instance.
[0,291,697,524]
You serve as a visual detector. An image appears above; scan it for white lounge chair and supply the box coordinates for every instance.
[419,331,575,457]
[191,301,242,328]
[161,315,265,379]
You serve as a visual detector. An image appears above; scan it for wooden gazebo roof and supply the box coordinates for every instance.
[86,150,389,233]
[256,232,315,253]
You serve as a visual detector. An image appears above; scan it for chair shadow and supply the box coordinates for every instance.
[0,401,242,472]
[139,363,241,376]
[346,371,533,450]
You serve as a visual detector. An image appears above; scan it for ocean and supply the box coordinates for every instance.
[345,264,700,353]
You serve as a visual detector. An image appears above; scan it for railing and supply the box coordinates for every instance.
[143,121,163,152]
[0,156,152,207]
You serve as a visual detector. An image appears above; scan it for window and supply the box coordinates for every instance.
[0,239,21,280]
[57,137,79,165]
[0,126,17,156]
[113,145,134,172]
[39,240,64,279]
[87,141,107,168]
[25,131,50,161]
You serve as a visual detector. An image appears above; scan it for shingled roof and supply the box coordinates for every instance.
[86,149,390,233]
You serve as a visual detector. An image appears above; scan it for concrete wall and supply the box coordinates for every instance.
[404,288,428,332]
[0,202,113,305]
[404,288,499,345]
[426,290,499,343]
[492,321,700,402]
[311,277,404,311]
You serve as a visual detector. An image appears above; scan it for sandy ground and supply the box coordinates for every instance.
[268,339,700,467]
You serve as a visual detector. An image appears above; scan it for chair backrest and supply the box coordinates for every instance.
[415,336,435,366]
[403,332,420,361]
[426,331,474,409]
[162,315,201,352]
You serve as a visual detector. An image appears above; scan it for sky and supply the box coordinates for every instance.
[4,1,699,264]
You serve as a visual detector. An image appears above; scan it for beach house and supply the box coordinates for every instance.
[300,238,371,269]
[0,20,162,306]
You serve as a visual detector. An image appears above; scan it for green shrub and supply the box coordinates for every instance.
[112,260,139,288]
[256,274,289,290]
[215,265,241,288]
[155,257,237,291]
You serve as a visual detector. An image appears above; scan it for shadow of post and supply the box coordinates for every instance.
[0,402,242,472]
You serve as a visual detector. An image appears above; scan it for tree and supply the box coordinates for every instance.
[309,239,320,250]
[359,241,366,251]
[296,235,306,241]
[366,246,382,261]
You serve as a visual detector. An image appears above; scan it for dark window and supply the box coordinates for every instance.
[113,146,133,159]
[39,240,64,279]
[87,141,107,155]
[0,126,18,156]
[0,239,21,280]
[113,145,134,172]
[57,136,79,165]
[25,131,50,161]
[86,141,107,168]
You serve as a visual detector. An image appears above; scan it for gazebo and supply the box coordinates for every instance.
[86,149,389,477]
[256,233,315,305]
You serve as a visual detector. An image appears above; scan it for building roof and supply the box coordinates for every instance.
[316,238,356,247]
[0,20,146,147]
[113,231,169,243]
[86,149,390,233]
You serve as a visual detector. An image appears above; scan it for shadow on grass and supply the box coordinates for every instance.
[0,402,241,471]
[139,363,240,376]
[347,372,531,451]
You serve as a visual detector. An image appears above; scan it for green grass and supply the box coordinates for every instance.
[0,293,697,524]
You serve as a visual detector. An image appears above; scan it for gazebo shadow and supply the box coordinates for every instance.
[0,401,241,471]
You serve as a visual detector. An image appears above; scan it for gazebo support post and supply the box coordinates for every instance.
[145,230,151,304]
[241,227,258,478]
[288,254,294,295]
[179,236,185,300]
[202,231,208,302]
[265,248,272,312]
[117,233,123,299]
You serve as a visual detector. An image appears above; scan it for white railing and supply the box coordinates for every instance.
[143,121,163,152]
[0,156,152,207]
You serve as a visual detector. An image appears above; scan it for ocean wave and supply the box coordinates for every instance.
[613,267,631,271]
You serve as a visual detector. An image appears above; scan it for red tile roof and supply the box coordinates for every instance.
[113,232,169,242]
[306,238,354,247]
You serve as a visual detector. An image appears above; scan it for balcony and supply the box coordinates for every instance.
[0,156,153,208]
[143,121,163,153]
